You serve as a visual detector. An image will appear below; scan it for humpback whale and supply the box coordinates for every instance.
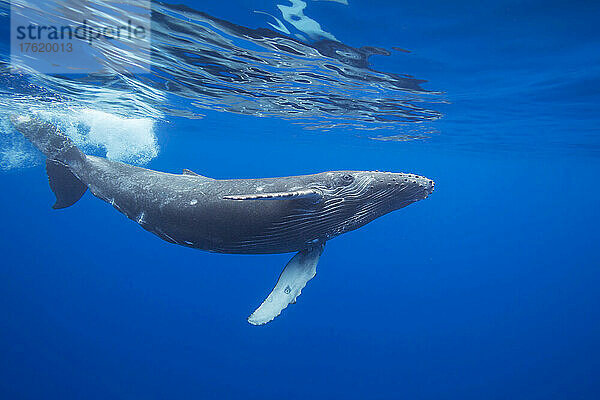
[11,115,434,325]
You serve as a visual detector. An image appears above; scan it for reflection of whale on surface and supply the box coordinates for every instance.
[11,115,434,325]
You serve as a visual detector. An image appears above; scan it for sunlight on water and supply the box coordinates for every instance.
[269,0,338,41]
[147,1,441,128]
[0,0,442,165]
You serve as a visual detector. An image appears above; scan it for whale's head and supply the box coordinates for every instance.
[315,170,434,236]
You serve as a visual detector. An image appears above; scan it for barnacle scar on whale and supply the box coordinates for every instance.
[10,115,434,325]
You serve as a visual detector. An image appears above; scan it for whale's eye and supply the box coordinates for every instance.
[341,173,354,185]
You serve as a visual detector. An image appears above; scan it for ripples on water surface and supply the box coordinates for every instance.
[1,0,599,169]
[0,0,448,169]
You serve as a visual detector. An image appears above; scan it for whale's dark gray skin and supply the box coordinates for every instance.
[11,115,434,324]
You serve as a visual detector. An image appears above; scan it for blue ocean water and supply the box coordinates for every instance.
[1,0,599,399]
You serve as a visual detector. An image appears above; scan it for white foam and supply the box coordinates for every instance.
[0,109,159,170]
[0,146,40,170]
[0,116,41,170]
[67,109,159,165]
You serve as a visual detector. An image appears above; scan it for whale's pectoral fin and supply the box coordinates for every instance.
[224,189,322,203]
[248,244,325,325]
[46,160,88,209]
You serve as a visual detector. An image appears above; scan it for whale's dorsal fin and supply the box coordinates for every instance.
[182,169,200,176]
[248,244,325,325]
[223,189,322,202]
[182,169,213,180]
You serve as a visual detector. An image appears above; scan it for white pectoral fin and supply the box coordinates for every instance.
[248,244,325,326]
[224,189,322,203]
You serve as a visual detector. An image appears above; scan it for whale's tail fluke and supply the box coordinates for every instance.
[10,115,88,209]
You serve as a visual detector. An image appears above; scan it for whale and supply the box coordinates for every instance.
[11,115,434,325]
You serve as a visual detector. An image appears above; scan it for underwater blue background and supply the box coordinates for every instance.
[1,0,600,399]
